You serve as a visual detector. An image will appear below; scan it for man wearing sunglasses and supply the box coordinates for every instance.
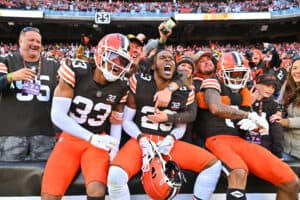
[0,27,59,161]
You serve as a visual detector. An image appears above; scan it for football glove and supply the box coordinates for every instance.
[157,135,175,155]
[139,136,155,172]
[248,112,269,133]
[90,134,119,151]
[237,119,258,131]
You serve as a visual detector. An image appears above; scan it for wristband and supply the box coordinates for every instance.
[7,73,13,82]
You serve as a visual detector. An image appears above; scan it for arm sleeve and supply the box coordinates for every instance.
[51,96,94,141]
[110,112,123,145]
[170,123,187,139]
[122,105,142,139]
[167,99,197,123]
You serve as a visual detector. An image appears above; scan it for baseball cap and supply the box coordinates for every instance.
[256,73,280,90]
[194,51,213,63]
[127,33,146,46]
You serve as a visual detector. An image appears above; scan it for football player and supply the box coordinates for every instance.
[41,33,132,200]
[107,47,222,200]
[197,51,299,200]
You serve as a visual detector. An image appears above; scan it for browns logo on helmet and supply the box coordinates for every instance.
[94,33,132,82]
[217,51,250,92]
[142,142,185,200]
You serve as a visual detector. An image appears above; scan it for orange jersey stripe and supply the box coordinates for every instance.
[186,90,195,105]
[201,79,221,92]
[129,75,137,94]
[58,63,75,87]
[120,91,128,103]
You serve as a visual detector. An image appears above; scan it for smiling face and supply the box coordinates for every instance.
[153,50,176,81]
[19,31,42,61]
[130,41,143,65]
[177,62,193,78]
[291,60,300,85]
[256,83,276,98]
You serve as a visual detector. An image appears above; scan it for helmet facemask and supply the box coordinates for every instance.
[219,67,250,92]
[95,33,132,82]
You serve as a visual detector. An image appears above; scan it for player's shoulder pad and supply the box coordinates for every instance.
[58,58,91,88]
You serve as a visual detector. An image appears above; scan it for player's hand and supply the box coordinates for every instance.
[11,68,36,81]
[248,112,269,133]
[237,119,258,131]
[139,136,155,172]
[153,88,172,111]
[157,135,174,155]
[147,109,168,123]
[90,134,119,151]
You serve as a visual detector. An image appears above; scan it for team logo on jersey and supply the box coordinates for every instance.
[106,94,117,103]
[170,102,181,110]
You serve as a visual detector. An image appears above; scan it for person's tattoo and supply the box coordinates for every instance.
[204,89,248,120]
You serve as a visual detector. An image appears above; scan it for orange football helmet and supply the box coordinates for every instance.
[142,142,185,200]
[217,51,250,92]
[94,33,132,81]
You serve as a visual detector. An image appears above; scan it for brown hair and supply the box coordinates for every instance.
[283,55,300,107]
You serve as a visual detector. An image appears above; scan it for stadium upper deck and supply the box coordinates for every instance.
[0,0,299,44]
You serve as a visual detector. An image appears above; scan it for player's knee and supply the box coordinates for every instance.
[229,169,248,182]
[278,177,300,193]
[86,181,106,197]
[107,166,128,187]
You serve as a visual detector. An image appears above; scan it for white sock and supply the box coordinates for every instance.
[107,166,130,200]
[193,160,222,200]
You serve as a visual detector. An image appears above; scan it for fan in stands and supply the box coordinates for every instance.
[142,140,185,200]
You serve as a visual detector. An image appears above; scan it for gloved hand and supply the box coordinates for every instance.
[139,136,155,172]
[157,135,175,155]
[248,112,269,134]
[90,134,119,151]
[237,119,258,131]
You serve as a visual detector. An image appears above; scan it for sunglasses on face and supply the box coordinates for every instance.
[21,26,40,34]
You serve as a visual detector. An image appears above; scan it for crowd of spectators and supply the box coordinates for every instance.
[0,0,299,14]
[0,41,298,67]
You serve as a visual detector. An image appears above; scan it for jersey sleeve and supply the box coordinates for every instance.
[200,78,221,93]
[186,90,195,106]
[58,58,90,89]
[129,74,137,94]
[58,59,75,88]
